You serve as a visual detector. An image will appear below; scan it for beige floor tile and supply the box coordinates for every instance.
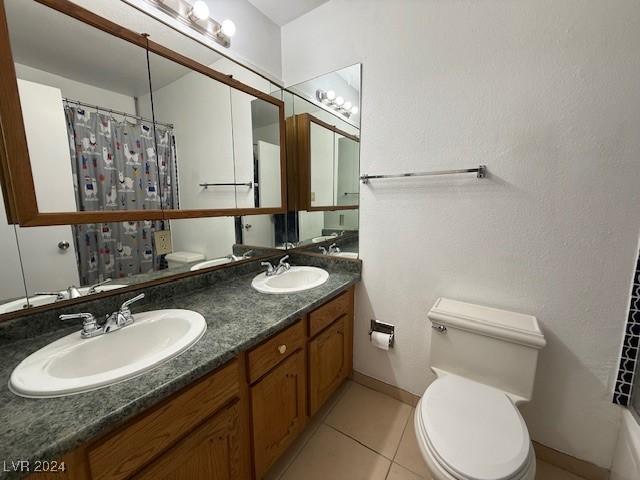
[325,382,412,458]
[264,381,352,479]
[386,463,429,480]
[536,460,586,480]
[281,424,391,480]
[394,409,432,478]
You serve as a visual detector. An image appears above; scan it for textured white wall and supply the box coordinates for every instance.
[283,0,640,468]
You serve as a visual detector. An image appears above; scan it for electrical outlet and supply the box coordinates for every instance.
[339,214,345,226]
[154,230,172,255]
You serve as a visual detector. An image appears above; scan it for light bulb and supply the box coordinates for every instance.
[221,19,236,37]
[335,96,344,107]
[343,101,352,110]
[326,90,336,101]
[189,0,209,21]
[350,106,359,115]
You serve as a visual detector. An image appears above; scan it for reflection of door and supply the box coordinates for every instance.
[15,79,80,294]
[257,141,281,208]
[336,137,359,206]
[241,215,275,247]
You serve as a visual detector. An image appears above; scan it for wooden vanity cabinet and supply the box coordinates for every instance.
[247,321,307,479]
[308,288,354,416]
[27,286,356,480]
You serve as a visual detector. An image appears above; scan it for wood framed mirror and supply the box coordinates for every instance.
[289,113,359,212]
[0,0,287,227]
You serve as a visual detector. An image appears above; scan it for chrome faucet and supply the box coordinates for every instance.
[59,293,145,339]
[318,246,328,255]
[328,243,341,254]
[261,255,291,277]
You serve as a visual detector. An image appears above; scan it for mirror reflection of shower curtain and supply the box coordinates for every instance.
[64,106,175,285]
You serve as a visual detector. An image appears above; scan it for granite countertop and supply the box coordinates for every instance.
[0,261,360,479]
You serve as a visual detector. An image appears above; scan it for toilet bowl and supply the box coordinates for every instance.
[416,298,546,480]
[414,374,536,480]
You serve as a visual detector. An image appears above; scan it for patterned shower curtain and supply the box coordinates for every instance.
[64,105,176,285]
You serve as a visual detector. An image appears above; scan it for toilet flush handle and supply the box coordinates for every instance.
[431,323,447,333]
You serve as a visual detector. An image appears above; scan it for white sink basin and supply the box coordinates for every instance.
[9,309,206,398]
[0,285,127,314]
[190,257,232,271]
[252,266,329,294]
[333,252,358,259]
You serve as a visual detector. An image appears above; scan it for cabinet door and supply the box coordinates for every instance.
[133,402,243,480]
[309,316,348,416]
[251,349,306,479]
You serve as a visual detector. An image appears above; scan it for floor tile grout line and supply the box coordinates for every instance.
[324,423,398,462]
[275,381,354,479]
[392,406,414,462]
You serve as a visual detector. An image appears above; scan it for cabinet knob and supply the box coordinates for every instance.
[277,344,287,355]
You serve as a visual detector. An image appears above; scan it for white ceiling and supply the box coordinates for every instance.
[248,0,329,26]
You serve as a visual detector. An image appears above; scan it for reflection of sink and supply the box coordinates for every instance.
[332,252,358,259]
[312,235,338,243]
[190,257,232,271]
[9,309,206,398]
[0,285,127,314]
[252,266,329,294]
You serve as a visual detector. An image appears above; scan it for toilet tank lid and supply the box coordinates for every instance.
[428,298,546,349]
[165,251,206,263]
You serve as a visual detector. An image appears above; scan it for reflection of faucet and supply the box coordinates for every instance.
[35,286,82,301]
[59,293,146,339]
[229,249,255,262]
[328,243,341,254]
[318,246,328,255]
[261,255,291,277]
[88,278,112,294]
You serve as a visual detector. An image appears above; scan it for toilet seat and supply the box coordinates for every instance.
[416,374,531,480]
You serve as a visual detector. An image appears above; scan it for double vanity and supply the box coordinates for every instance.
[0,253,360,479]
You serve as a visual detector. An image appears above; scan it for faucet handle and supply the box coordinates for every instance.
[278,255,290,266]
[242,249,255,258]
[120,293,145,311]
[318,246,327,255]
[59,312,98,337]
[88,278,112,294]
[261,261,275,275]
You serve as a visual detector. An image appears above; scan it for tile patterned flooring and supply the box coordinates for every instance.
[265,381,587,480]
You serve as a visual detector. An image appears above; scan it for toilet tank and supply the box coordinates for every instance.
[428,298,546,403]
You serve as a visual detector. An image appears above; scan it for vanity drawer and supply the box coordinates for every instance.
[309,289,353,338]
[88,360,240,480]
[248,320,305,384]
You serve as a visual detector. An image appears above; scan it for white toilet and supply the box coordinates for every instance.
[415,298,547,480]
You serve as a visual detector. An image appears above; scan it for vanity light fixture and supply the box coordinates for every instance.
[144,0,235,47]
[316,89,358,118]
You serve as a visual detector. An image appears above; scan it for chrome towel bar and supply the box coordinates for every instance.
[360,165,486,184]
[199,182,254,189]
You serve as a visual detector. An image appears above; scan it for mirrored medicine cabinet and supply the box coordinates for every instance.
[0,0,361,321]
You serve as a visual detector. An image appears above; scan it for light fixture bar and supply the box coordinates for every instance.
[144,0,235,48]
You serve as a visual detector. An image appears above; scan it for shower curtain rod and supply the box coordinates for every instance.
[63,97,174,129]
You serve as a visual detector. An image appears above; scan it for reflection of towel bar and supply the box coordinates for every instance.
[360,165,486,184]
[343,192,359,195]
[199,182,253,189]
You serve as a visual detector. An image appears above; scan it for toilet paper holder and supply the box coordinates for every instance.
[369,319,395,348]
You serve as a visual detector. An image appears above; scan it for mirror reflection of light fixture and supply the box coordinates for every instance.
[315,89,359,118]
[188,0,209,21]
[221,19,236,37]
[142,0,234,48]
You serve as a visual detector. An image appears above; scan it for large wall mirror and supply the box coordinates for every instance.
[0,0,291,319]
[0,0,286,227]
[279,64,361,258]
